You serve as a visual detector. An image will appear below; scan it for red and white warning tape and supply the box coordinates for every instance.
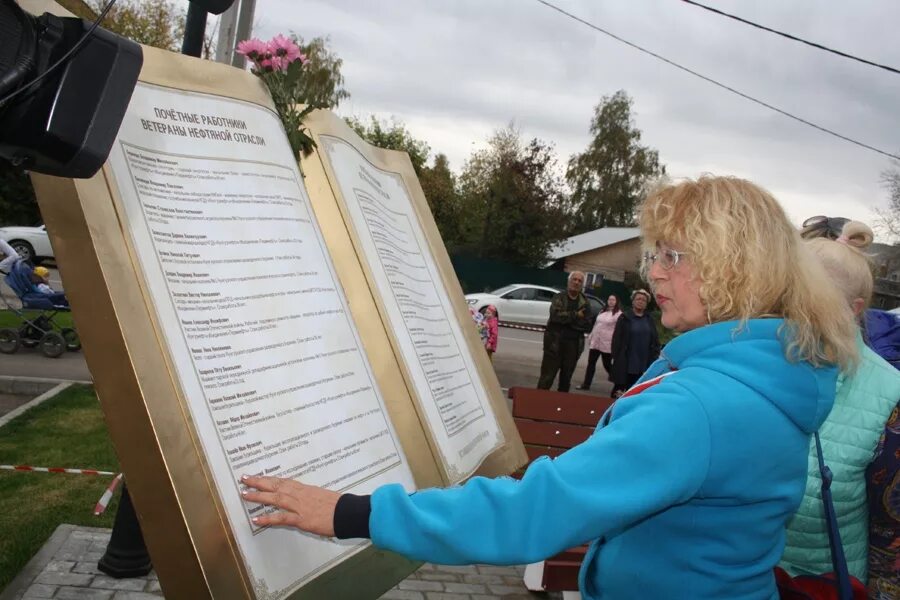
[499,321,546,333]
[94,473,124,516]
[0,464,117,476]
[1,464,123,515]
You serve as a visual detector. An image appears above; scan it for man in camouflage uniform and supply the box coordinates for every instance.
[537,271,593,392]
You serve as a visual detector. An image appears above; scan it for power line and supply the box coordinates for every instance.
[533,0,900,161]
[681,0,900,76]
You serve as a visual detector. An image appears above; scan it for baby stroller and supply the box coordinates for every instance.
[0,260,80,358]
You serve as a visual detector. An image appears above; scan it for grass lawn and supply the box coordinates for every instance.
[0,309,75,330]
[0,385,119,591]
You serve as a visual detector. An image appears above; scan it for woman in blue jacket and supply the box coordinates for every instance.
[242,176,860,599]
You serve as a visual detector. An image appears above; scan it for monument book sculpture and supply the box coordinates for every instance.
[22,2,527,598]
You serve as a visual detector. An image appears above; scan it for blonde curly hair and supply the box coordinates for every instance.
[639,175,858,372]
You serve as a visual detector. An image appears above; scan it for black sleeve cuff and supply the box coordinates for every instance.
[333,493,372,539]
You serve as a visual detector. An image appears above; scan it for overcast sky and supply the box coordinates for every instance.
[241,0,900,241]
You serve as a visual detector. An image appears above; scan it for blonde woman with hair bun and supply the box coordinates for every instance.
[781,219,900,592]
[239,176,860,600]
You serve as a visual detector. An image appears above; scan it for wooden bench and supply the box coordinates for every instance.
[508,386,615,595]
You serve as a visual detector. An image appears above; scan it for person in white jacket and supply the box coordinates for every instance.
[0,238,20,275]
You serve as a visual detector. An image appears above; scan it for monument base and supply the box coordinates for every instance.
[98,484,153,579]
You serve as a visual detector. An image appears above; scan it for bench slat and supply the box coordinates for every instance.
[514,418,593,449]
[509,386,613,426]
[524,444,565,463]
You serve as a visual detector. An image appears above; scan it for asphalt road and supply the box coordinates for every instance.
[1,268,614,396]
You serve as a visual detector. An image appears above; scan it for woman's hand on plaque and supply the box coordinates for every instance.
[240,475,339,537]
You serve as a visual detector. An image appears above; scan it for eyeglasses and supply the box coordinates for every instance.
[801,216,848,240]
[643,248,688,270]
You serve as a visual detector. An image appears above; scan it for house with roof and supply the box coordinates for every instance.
[546,227,642,288]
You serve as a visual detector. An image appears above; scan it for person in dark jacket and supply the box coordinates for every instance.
[609,289,660,397]
[537,271,593,392]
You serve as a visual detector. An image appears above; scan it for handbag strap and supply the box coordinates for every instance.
[813,432,853,600]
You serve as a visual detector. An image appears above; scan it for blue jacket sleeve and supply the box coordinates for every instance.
[369,383,712,565]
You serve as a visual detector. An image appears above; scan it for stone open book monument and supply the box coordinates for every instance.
[22,2,527,598]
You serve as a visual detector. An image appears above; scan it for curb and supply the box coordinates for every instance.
[0,524,76,600]
[0,381,73,429]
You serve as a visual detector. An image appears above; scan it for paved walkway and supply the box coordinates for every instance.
[0,525,556,600]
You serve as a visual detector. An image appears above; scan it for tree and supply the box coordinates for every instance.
[92,0,186,52]
[346,116,430,175]
[566,90,665,233]
[419,154,465,247]
[291,36,350,109]
[0,162,40,227]
[876,162,900,240]
[457,125,573,266]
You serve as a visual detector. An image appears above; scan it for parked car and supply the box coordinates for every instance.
[466,284,560,325]
[583,293,607,326]
[465,284,606,327]
[0,224,53,264]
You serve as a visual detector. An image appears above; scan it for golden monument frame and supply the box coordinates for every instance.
[19,2,527,598]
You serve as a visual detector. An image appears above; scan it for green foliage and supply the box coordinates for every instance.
[0,160,39,227]
[419,154,466,248]
[92,0,185,52]
[346,116,430,175]
[291,35,350,109]
[457,125,573,266]
[566,90,665,233]
[257,58,318,156]
[0,385,120,590]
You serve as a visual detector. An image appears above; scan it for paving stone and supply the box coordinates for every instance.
[424,593,469,600]
[46,560,77,572]
[54,588,114,600]
[443,581,488,594]
[378,590,426,600]
[502,576,525,586]
[470,596,503,600]
[35,572,94,586]
[90,576,147,591]
[462,574,506,585]
[83,552,105,562]
[487,584,533,596]
[111,592,165,600]
[145,580,162,593]
[417,572,460,583]
[397,579,444,592]
[72,562,103,575]
[21,583,57,598]
[430,565,479,575]
[477,566,523,576]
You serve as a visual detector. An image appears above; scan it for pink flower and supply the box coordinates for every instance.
[258,57,274,72]
[236,38,267,60]
[268,34,303,65]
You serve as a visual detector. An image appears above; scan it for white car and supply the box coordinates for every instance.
[0,224,53,264]
[465,284,561,325]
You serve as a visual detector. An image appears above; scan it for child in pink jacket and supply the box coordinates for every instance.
[483,305,498,361]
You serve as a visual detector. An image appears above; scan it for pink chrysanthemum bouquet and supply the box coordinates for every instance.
[237,35,317,157]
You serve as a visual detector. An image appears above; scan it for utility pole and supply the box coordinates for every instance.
[232,0,257,69]
[215,1,239,65]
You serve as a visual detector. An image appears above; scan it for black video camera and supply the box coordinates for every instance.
[0,0,142,178]
[0,0,235,179]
